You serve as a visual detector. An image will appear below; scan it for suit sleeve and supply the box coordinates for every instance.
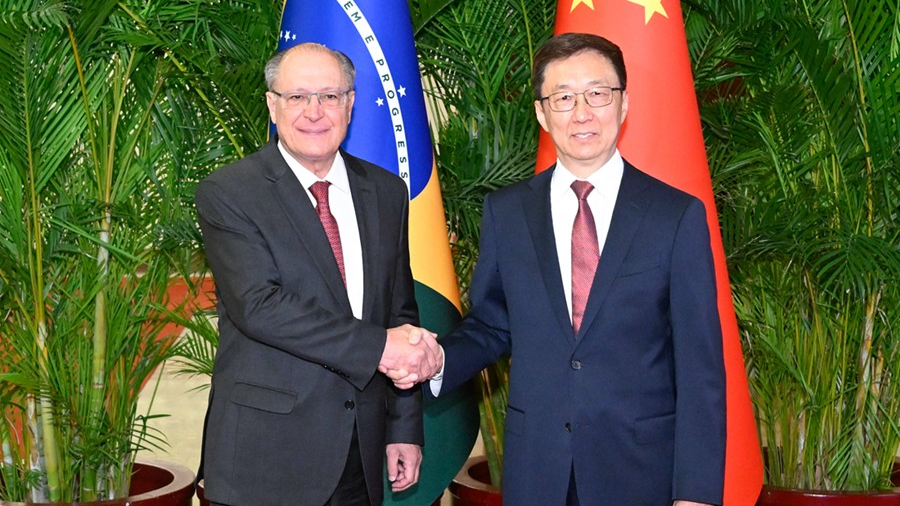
[385,191,424,445]
[670,198,727,503]
[437,194,513,395]
[196,178,387,391]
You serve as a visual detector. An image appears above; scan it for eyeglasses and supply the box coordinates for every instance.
[539,87,624,112]
[272,89,352,109]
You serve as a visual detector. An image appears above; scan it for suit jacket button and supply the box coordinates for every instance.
[571,360,582,370]
[344,400,355,410]
[565,422,572,432]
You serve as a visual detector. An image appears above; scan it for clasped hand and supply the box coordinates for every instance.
[378,324,442,389]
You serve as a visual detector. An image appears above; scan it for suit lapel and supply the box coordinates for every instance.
[577,162,650,339]
[344,152,379,322]
[523,168,578,344]
[265,142,352,312]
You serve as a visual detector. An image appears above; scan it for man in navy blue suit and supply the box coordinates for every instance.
[393,33,726,506]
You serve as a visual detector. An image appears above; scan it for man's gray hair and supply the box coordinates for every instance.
[264,43,356,91]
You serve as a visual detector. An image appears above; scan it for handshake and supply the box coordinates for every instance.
[378,324,443,390]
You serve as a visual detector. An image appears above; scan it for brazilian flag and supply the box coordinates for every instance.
[278,1,480,504]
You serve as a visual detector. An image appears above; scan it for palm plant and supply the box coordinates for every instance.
[409,0,556,486]
[687,0,900,491]
[122,0,281,390]
[168,308,220,386]
[0,0,278,501]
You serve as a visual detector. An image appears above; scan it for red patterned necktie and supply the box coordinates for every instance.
[571,180,599,335]
[309,181,346,285]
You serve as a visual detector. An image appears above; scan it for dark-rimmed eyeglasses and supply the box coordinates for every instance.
[539,87,624,112]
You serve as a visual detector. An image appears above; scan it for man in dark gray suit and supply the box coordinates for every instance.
[196,43,441,506]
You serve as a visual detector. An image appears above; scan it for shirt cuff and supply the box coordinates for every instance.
[428,346,445,396]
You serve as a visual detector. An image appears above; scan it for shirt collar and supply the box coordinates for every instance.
[277,141,351,195]
[550,150,624,198]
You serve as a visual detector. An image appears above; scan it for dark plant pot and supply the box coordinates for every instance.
[756,454,900,505]
[448,456,502,506]
[0,459,194,506]
[757,486,900,506]
[196,479,209,506]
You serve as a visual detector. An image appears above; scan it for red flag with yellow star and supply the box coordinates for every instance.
[536,1,764,505]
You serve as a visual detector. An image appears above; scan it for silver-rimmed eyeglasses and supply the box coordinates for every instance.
[539,87,624,112]
[272,89,352,109]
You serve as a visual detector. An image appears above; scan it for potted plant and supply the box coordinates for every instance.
[409,0,555,498]
[0,0,276,502]
[689,0,900,499]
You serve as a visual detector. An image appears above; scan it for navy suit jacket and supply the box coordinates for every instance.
[196,140,422,506]
[438,162,726,506]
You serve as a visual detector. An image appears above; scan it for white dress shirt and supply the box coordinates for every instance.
[278,142,364,319]
[550,151,623,324]
[430,151,625,394]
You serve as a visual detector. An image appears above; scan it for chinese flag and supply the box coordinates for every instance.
[536,1,764,505]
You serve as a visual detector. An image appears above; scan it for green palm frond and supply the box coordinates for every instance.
[168,308,220,387]
[690,0,900,491]
[0,0,279,501]
[0,1,70,29]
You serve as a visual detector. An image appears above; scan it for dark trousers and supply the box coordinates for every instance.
[325,427,369,506]
[211,427,369,506]
[567,464,580,506]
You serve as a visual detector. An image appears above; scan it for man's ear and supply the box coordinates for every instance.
[535,100,550,132]
[346,90,356,123]
[265,92,279,124]
[619,89,629,125]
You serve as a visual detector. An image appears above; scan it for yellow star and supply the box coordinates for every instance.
[627,0,669,24]
[570,0,595,12]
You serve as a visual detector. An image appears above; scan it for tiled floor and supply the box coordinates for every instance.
[137,365,209,504]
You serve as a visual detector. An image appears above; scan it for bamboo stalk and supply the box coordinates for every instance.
[81,213,112,501]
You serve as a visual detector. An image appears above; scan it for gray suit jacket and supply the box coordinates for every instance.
[196,140,422,506]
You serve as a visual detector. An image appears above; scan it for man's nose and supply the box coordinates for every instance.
[303,96,325,118]
[571,96,594,120]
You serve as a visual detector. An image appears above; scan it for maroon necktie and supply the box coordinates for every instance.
[309,181,346,285]
[571,180,599,335]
